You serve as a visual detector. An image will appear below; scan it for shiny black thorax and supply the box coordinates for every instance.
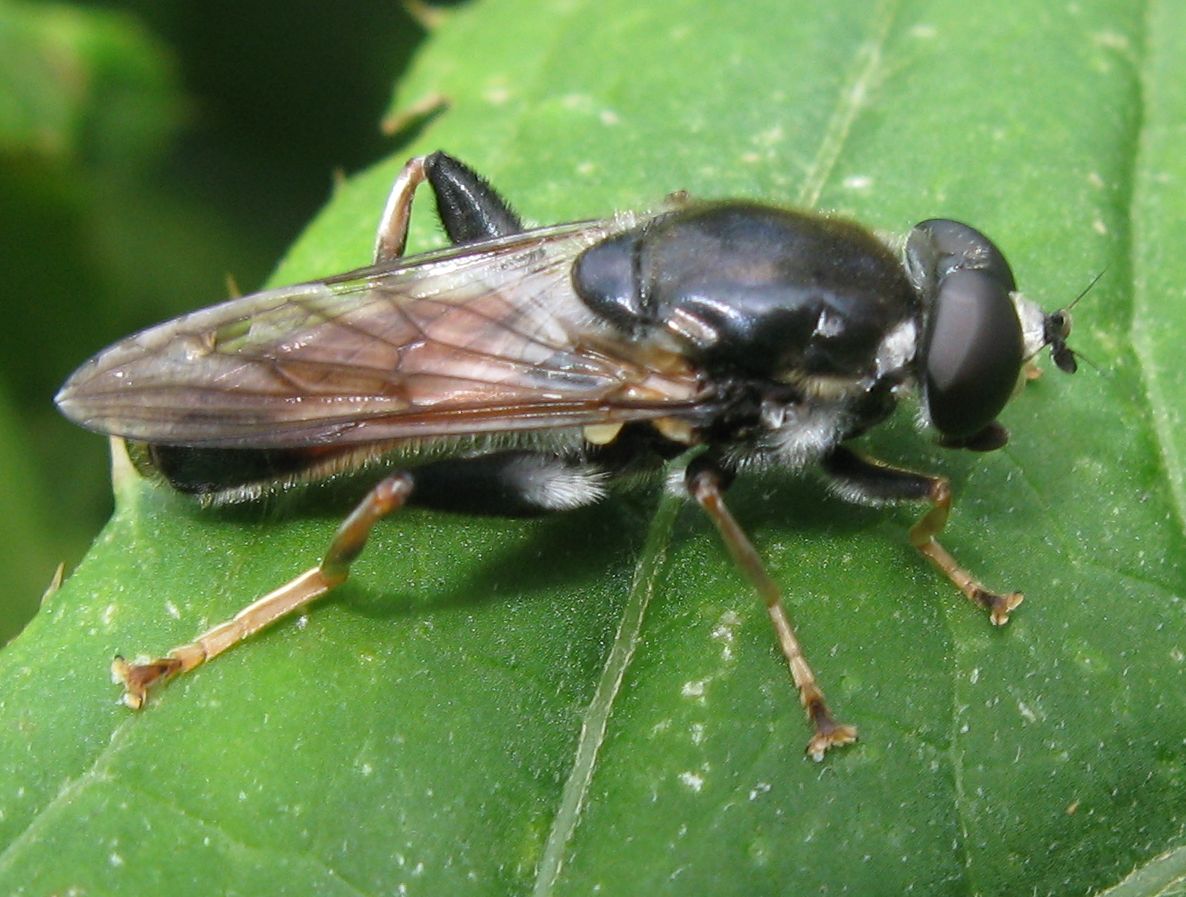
[574,202,917,450]
[575,202,917,383]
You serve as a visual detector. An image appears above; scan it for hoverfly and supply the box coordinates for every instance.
[56,152,1078,759]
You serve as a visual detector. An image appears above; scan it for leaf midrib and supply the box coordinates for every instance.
[531,489,682,895]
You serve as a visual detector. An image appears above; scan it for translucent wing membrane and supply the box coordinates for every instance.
[57,221,702,448]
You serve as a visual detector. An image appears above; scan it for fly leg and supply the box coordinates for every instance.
[821,446,1023,625]
[373,156,429,262]
[373,151,523,263]
[686,456,858,761]
[422,152,523,243]
[113,472,415,709]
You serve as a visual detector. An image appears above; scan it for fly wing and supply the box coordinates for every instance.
[57,221,702,448]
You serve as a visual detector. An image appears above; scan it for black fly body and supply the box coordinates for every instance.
[57,152,1078,759]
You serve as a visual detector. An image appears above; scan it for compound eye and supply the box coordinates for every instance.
[906,219,1016,296]
[924,268,1024,438]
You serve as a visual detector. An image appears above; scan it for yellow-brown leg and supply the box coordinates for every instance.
[687,462,857,761]
[909,478,1023,626]
[114,472,414,708]
[372,155,430,263]
[822,446,1022,626]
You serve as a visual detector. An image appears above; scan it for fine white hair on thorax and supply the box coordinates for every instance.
[1012,292,1048,358]
[874,317,918,380]
[726,402,849,474]
[772,404,849,468]
[507,454,608,511]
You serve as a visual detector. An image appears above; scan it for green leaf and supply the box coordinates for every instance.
[0,0,177,163]
[0,386,57,642]
[4,0,1185,894]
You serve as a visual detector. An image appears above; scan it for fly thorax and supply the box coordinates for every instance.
[572,202,919,384]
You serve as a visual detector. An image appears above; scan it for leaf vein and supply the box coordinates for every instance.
[116,780,375,897]
[795,0,901,209]
[531,489,683,896]
[0,718,131,877]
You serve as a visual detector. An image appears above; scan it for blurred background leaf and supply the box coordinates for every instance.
[0,0,425,642]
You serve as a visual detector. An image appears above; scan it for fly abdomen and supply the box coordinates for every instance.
[142,444,357,496]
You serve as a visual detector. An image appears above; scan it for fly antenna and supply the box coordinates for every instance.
[1065,267,1106,313]
[1043,268,1105,375]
